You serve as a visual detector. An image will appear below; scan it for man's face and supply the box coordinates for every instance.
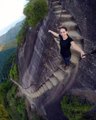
[60,28,68,36]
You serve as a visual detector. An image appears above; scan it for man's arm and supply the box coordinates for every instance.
[71,41,86,58]
[48,30,59,37]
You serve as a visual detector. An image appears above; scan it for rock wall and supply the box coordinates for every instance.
[18,10,61,91]
[18,0,96,119]
[60,0,96,90]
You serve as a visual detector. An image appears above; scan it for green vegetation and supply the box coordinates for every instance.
[17,0,48,45]
[0,104,10,120]
[9,63,19,81]
[31,111,44,120]
[9,52,19,81]
[81,111,96,120]
[0,52,27,120]
[0,49,19,81]
[0,0,48,116]
[0,48,16,81]
[24,0,48,27]
[17,21,27,45]
[61,95,93,120]
[0,51,44,120]
[0,80,28,120]
[0,50,19,82]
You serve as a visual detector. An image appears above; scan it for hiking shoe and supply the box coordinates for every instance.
[64,65,70,70]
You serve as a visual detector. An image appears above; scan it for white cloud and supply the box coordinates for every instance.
[0,0,28,35]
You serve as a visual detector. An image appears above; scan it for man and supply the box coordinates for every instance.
[48,26,85,69]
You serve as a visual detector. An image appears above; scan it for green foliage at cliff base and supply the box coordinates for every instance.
[0,53,45,120]
[61,95,94,120]
[0,104,10,120]
[0,80,28,120]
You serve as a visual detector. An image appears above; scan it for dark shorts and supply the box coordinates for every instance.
[61,55,71,65]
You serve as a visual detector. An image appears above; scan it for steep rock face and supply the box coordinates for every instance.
[60,0,96,97]
[18,11,60,91]
[18,0,96,119]
[18,27,39,82]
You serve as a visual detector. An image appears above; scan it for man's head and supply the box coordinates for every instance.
[59,26,68,37]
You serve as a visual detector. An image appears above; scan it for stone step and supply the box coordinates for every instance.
[59,64,71,74]
[68,31,82,40]
[60,14,73,21]
[71,42,83,56]
[56,14,73,22]
[30,58,79,99]
[71,52,80,62]
[49,75,59,86]
[33,91,39,98]
[58,63,65,70]
[53,10,68,15]
[59,62,76,75]
[59,64,68,72]
[32,87,45,98]
[31,77,59,98]
[34,90,41,97]
[53,68,65,81]
[26,88,31,94]
[71,54,79,64]
[38,86,45,95]
[52,0,59,2]
[59,63,69,70]
[32,91,39,98]
[72,38,84,45]
[53,5,62,10]
[52,0,60,6]
[45,80,53,90]
[42,84,48,92]
[61,21,77,31]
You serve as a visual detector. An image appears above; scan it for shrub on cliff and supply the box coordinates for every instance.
[0,49,16,81]
[61,95,93,120]
[17,0,48,46]
[17,20,28,46]
[9,64,19,81]
[0,80,28,120]
[24,0,48,27]
[0,104,10,120]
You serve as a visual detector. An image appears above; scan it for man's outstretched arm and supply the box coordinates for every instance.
[71,41,86,58]
[48,30,59,37]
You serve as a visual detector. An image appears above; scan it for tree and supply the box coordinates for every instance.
[24,0,48,27]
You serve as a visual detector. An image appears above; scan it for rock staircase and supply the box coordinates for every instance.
[11,0,83,101]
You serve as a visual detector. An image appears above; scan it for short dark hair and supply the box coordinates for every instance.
[59,26,67,31]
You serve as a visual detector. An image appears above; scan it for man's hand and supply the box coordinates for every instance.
[81,51,86,58]
[48,30,59,37]
[48,30,51,33]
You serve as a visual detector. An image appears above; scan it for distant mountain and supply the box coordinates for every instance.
[0,21,23,81]
[0,48,16,81]
[0,21,23,44]
[0,40,17,51]
[0,48,16,71]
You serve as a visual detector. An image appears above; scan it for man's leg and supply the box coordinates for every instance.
[64,56,71,66]
[63,56,71,69]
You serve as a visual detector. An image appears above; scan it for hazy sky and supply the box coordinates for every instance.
[0,0,28,35]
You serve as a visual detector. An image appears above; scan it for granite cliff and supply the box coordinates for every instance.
[17,0,96,119]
